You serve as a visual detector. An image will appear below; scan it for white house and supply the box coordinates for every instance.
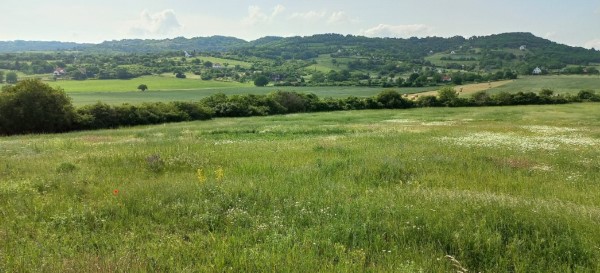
[532,67,542,75]
[519,45,527,51]
[53,67,66,77]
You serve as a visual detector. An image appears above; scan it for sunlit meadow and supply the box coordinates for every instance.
[1,103,599,272]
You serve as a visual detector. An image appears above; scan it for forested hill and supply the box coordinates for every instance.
[91,36,248,53]
[1,32,599,68]
[0,40,85,52]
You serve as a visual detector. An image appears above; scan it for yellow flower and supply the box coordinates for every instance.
[215,166,224,181]
[197,168,207,183]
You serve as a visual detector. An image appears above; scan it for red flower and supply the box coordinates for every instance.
[113,189,119,196]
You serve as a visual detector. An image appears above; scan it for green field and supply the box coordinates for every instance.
[47,75,252,92]
[189,56,253,69]
[424,52,479,67]
[2,75,599,107]
[310,54,353,73]
[1,104,600,272]
[66,86,436,106]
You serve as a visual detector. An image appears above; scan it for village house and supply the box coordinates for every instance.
[532,67,542,75]
[53,67,66,77]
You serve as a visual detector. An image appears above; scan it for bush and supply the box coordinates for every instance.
[376,90,413,109]
[269,91,307,113]
[75,101,213,130]
[0,79,77,135]
[576,90,600,102]
[254,76,269,87]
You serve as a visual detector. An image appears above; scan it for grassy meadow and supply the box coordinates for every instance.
[47,75,252,93]
[1,103,600,272]
[65,86,440,106]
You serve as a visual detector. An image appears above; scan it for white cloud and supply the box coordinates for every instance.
[272,4,286,17]
[361,24,433,38]
[584,39,600,49]
[128,9,182,36]
[242,5,286,26]
[328,11,351,24]
[289,10,327,21]
[544,32,557,39]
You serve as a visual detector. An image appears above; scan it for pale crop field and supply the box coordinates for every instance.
[490,75,600,95]
[1,104,599,272]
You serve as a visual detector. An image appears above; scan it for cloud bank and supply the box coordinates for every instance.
[129,9,182,36]
[361,24,433,38]
[584,39,600,49]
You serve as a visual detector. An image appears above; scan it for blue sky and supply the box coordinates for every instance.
[2,0,599,48]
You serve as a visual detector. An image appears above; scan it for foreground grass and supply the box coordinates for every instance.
[1,104,600,272]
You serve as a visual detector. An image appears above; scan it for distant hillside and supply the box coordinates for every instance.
[0,40,85,52]
[2,33,599,76]
[87,36,248,53]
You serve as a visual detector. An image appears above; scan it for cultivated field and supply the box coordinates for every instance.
[490,75,600,95]
[1,104,599,272]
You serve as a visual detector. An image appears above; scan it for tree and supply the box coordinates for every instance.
[437,86,459,106]
[138,84,148,92]
[5,72,18,84]
[0,71,3,83]
[0,79,76,135]
[254,75,269,87]
[175,72,186,79]
[376,90,412,109]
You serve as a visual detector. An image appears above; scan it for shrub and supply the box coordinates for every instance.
[437,86,459,106]
[376,90,413,109]
[576,90,599,102]
[0,79,77,135]
[269,91,307,113]
[254,75,269,87]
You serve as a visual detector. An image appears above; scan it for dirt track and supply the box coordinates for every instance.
[406,80,514,99]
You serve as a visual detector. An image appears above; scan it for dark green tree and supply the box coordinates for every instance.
[5,72,18,84]
[138,84,148,92]
[438,86,459,106]
[0,79,76,135]
[0,71,4,83]
[254,75,269,87]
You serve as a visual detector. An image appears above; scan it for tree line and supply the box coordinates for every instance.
[0,79,598,136]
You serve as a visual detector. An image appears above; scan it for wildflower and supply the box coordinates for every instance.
[215,166,224,181]
[197,168,207,183]
[113,189,119,196]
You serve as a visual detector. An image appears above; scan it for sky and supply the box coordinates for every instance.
[2,0,600,49]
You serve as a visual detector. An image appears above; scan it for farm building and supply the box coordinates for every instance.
[53,68,66,77]
[532,67,542,75]
[520,45,527,50]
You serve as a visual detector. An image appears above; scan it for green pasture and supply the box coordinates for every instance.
[1,104,599,272]
[46,75,251,93]
[310,54,358,73]
[66,86,436,106]
[490,75,600,94]
[185,56,253,69]
[425,52,479,66]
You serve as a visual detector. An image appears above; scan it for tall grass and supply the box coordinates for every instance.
[1,104,599,272]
